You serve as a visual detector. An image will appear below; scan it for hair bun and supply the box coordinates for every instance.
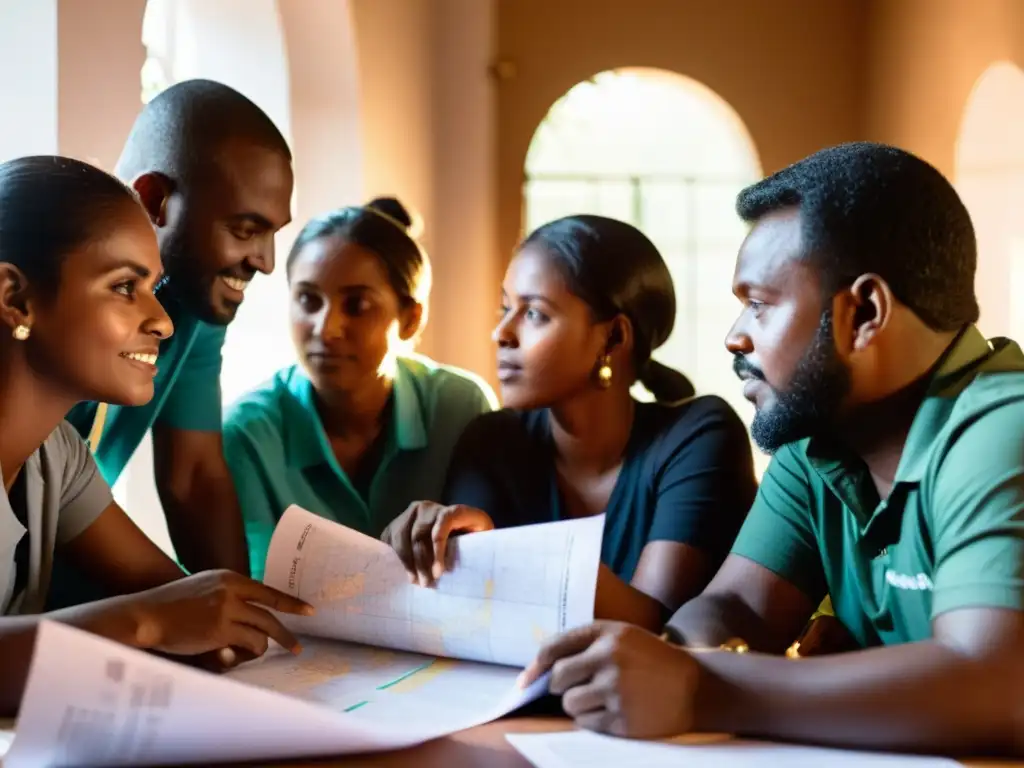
[366,196,422,238]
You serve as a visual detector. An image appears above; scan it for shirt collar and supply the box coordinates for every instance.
[806,325,997,485]
[283,358,429,470]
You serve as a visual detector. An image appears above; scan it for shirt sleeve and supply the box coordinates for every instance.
[467,376,500,413]
[730,443,828,600]
[54,421,115,545]
[222,418,284,582]
[929,398,1024,617]
[647,398,757,561]
[156,323,227,432]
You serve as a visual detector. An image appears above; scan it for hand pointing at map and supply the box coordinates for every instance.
[381,501,495,587]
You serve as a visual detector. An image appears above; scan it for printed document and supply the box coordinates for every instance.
[6,510,603,766]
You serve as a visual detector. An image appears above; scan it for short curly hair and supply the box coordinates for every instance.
[736,142,978,331]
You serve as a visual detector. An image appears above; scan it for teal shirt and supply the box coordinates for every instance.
[732,326,1024,647]
[65,289,227,485]
[223,356,498,579]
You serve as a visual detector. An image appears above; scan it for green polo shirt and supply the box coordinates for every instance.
[732,326,1024,647]
[223,355,498,579]
[65,288,227,484]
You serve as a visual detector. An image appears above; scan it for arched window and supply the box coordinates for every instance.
[955,62,1024,339]
[524,68,764,472]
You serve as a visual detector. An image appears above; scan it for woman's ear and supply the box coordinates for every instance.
[397,301,424,342]
[0,263,34,335]
[131,172,174,228]
[605,314,635,360]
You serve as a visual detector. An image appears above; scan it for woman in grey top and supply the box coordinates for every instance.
[0,156,312,716]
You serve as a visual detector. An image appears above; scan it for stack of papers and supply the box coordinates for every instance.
[5,508,604,766]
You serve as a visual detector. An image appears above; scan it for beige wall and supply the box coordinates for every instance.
[57,0,146,170]
[864,0,1024,340]
[865,0,1024,177]
[350,0,499,381]
[496,0,869,261]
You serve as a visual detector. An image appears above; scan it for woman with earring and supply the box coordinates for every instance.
[222,197,497,579]
[382,215,757,631]
[0,156,312,716]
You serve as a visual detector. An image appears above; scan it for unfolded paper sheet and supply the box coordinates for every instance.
[6,512,602,766]
[263,506,603,667]
[506,730,963,768]
[5,621,550,767]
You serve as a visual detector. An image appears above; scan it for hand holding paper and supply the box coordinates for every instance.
[380,500,496,586]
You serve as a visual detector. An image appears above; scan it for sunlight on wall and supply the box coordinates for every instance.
[955,61,1024,341]
[524,68,765,473]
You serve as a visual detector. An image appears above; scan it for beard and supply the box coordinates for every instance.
[736,309,851,454]
[160,224,225,325]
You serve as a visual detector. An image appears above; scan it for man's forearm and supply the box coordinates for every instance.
[667,594,792,653]
[691,641,1022,755]
[160,474,249,576]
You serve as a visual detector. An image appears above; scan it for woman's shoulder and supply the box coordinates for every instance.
[455,407,549,451]
[636,394,750,453]
[397,354,499,409]
[223,365,306,440]
[47,420,91,461]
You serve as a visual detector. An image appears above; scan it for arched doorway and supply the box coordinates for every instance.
[955,61,1024,339]
[523,68,764,470]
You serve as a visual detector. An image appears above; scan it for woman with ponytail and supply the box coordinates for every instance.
[383,215,756,630]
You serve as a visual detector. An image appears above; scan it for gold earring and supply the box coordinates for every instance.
[12,324,30,341]
[596,354,613,388]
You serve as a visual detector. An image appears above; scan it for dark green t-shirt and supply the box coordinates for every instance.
[732,326,1024,647]
[443,396,757,581]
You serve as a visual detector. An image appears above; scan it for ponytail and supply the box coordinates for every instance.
[638,359,695,404]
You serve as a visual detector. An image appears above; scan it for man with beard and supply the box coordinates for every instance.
[48,80,293,608]
[517,142,1024,756]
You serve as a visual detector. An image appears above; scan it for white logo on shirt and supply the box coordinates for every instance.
[885,569,933,591]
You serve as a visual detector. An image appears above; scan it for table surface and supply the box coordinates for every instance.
[5,715,1021,767]
[232,717,1022,768]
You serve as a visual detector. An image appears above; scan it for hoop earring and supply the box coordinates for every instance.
[12,324,30,341]
[596,354,613,389]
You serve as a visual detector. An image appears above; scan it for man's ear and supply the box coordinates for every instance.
[131,172,174,227]
[397,301,424,342]
[0,263,34,335]
[842,273,893,352]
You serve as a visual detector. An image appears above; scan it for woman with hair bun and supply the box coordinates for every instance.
[223,197,497,579]
[383,215,756,630]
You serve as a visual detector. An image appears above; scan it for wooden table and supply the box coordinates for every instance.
[7,715,1021,767]
[243,717,1022,767]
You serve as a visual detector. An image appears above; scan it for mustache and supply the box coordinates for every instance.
[733,355,765,382]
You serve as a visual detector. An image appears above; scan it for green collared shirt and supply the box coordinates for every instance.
[732,326,1024,647]
[223,356,498,579]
